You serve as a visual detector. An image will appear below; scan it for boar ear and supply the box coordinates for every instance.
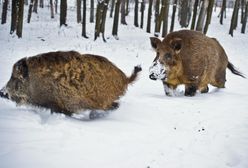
[15,58,29,78]
[170,38,182,54]
[150,37,161,50]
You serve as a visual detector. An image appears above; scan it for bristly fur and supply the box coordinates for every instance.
[227,62,245,78]
[128,65,142,84]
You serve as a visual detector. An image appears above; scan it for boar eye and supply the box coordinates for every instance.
[164,53,172,60]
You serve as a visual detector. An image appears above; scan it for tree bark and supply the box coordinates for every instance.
[146,0,153,33]
[121,0,127,24]
[220,0,226,25]
[179,0,192,28]
[60,0,67,26]
[39,0,44,8]
[241,0,245,24]
[77,0,81,23]
[10,0,18,34]
[241,1,248,33]
[203,0,214,34]
[112,0,121,37]
[162,0,169,37]
[229,0,240,36]
[16,0,24,38]
[190,0,199,30]
[196,0,209,32]
[1,0,9,24]
[109,0,115,18]
[134,0,139,27]
[33,0,38,13]
[170,0,177,32]
[50,0,54,18]
[140,0,145,28]
[125,0,129,15]
[55,0,58,14]
[82,0,88,38]
[90,0,94,22]
[27,0,34,23]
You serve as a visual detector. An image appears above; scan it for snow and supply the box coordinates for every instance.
[0,4,248,168]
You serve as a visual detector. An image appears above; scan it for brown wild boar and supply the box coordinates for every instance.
[149,30,245,96]
[0,51,142,116]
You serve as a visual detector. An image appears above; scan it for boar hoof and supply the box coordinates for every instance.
[185,86,197,97]
[200,86,209,94]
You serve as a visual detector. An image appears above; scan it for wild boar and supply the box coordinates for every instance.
[149,30,245,96]
[0,51,142,116]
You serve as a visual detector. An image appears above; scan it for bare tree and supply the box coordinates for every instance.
[203,0,214,34]
[110,0,115,18]
[229,0,240,36]
[146,0,153,33]
[134,0,139,27]
[60,0,67,26]
[55,0,58,14]
[190,0,199,30]
[33,0,38,13]
[90,0,94,22]
[178,0,192,28]
[77,0,81,23]
[121,0,127,24]
[82,0,88,38]
[27,0,34,23]
[241,0,248,33]
[95,0,110,41]
[16,0,24,38]
[220,0,226,24]
[1,0,9,24]
[10,0,18,34]
[50,0,54,18]
[241,0,245,23]
[112,0,121,37]
[125,0,129,15]
[140,0,145,28]
[154,0,160,36]
[162,0,169,37]
[39,0,44,8]
[196,0,209,32]
[170,0,178,32]
[25,0,28,5]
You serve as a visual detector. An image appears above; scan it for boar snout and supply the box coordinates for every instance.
[0,86,9,99]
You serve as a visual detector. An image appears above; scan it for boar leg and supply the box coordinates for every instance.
[163,82,177,96]
[211,70,226,88]
[198,85,209,93]
[185,84,197,96]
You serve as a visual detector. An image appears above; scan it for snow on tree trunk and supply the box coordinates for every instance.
[196,0,209,32]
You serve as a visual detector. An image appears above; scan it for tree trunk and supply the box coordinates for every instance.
[162,0,169,37]
[203,0,214,34]
[134,0,139,27]
[155,0,167,36]
[94,0,110,42]
[33,0,38,13]
[25,0,28,5]
[241,1,248,33]
[154,0,160,36]
[179,0,192,28]
[55,0,58,14]
[27,0,34,23]
[50,0,54,18]
[77,0,81,23]
[190,0,199,30]
[125,0,129,15]
[1,0,9,24]
[39,0,44,8]
[16,0,24,38]
[60,0,67,26]
[121,0,127,24]
[90,0,94,22]
[229,0,240,36]
[196,0,209,32]
[112,0,121,37]
[241,0,245,24]
[170,0,177,32]
[140,0,145,28]
[109,0,115,18]
[10,0,18,34]
[220,0,226,25]
[233,0,240,30]
[146,0,153,33]
[82,0,88,38]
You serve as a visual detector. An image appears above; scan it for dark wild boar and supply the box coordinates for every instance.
[0,51,142,116]
[149,30,245,96]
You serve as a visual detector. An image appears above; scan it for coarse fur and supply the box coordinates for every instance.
[149,30,245,96]
[0,51,142,115]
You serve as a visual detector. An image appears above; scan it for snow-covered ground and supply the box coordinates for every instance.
[0,4,248,168]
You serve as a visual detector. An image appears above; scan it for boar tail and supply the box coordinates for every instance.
[128,65,142,84]
[227,62,245,78]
